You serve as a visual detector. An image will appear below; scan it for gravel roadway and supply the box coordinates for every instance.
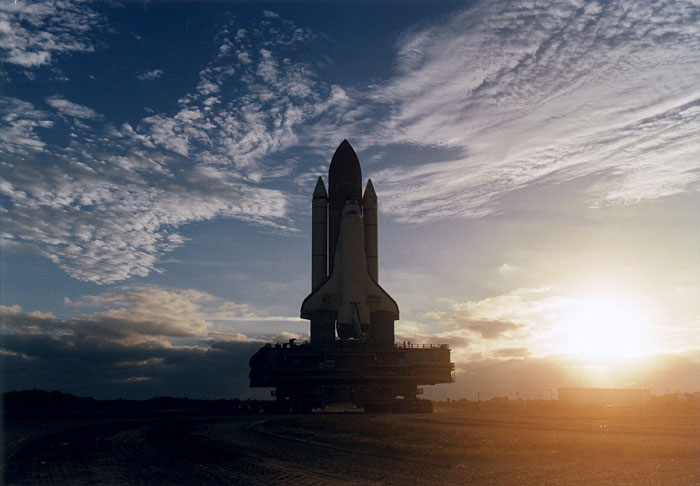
[4,415,432,485]
[4,409,699,485]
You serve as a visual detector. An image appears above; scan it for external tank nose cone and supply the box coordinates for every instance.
[329,140,361,187]
[328,139,363,275]
[332,139,357,159]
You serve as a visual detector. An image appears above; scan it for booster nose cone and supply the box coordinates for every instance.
[328,139,362,275]
[313,176,328,199]
[363,178,376,201]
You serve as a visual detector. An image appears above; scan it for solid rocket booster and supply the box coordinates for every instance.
[301,140,398,344]
[363,179,378,283]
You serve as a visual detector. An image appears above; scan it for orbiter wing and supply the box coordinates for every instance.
[300,271,399,320]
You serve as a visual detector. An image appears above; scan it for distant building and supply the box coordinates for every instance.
[558,387,650,406]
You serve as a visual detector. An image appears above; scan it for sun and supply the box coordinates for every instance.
[558,294,652,362]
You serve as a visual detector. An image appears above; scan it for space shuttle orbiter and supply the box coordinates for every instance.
[300,140,399,345]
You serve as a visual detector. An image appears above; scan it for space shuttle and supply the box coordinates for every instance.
[251,140,453,411]
[300,140,399,345]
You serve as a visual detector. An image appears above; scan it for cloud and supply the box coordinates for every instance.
[4,296,697,399]
[432,287,569,328]
[46,96,100,119]
[4,1,699,288]
[0,0,103,67]
[128,19,332,177]
[493,347,530,358]
[1,329,266,399]
[450,318,520,339]
[137,69,163,81]
[427,282,700,368]
[0,13,349,284]
[3,288,699,400]
[427,288,576,360]
[3,289,210,344]
[0,97,53,153]
[65,286,301,332]
[0,142,290,283]
[420,290,555,363]
[498,263,521,276]
[0,289,300,399]
[367,0,700,222]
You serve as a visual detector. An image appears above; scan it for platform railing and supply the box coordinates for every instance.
[396,342,450,350]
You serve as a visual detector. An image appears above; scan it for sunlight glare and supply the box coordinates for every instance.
[559,294,652,362]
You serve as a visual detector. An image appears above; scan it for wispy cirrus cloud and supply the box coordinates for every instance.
[0,0,103,67]
[368,0,700,222]
[0,13,346,284]
[129,15,345,181]
[137,69,163,82]
[0,97,54,152]
[46,95,100,119]
[3,0,698,287]
[0,146,289,283]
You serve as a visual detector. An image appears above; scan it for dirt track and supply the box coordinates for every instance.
[3,416,351,485]
[4,408,699,485]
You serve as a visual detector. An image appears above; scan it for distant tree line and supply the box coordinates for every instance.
[433,392,700,411]
[3,389,277,419]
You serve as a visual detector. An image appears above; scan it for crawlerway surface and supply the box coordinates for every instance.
[3,407,699,485]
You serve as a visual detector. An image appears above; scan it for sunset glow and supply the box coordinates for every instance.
[558,295,652,362]
[1,0,698,400]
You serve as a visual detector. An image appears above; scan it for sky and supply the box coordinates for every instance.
[1,0,699,400]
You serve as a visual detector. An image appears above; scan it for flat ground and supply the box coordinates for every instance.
[3,406,699,485]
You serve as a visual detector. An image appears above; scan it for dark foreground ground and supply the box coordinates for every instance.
[3,406,699,485]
